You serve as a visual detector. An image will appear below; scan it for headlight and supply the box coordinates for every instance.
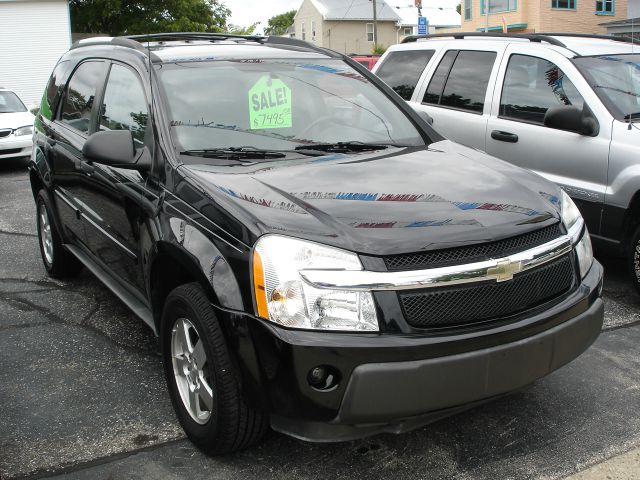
[560,190,581,230]
[13,125,33,137]
[575,229,594,278]
[252,235,378,331]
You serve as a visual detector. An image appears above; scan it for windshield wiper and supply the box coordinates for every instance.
[180,147,287,160]
[623,112,640,120]
[294,141,396,153]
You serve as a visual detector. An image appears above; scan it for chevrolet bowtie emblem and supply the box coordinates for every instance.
[487,260,522,282]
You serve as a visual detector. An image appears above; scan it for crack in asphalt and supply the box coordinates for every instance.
[0,229,37,238]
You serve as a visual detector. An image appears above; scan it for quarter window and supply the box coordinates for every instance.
[377,50,435,100]
[423,50,497,114]
[60,61,105,134]
[552,0,576,9]
[99,64,149,146]
[366,23,374,42]
[500,54,584,125]
[596,0,614,13]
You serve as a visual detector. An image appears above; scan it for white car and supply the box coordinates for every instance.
[0,88,34,162]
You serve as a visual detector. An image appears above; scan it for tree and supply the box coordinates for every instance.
[70,0,231,35]
[227,22,259,35]
[264,10,296,36]
[456,2,461,15]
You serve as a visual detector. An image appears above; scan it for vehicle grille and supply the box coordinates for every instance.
[0,129,11,139]
[384,223,563,271]
[399,254,575,330]
[0,148,23,155]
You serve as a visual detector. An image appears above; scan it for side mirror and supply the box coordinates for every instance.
[543,105,599,137]
[417,110,434,125]
[82,130,149,170]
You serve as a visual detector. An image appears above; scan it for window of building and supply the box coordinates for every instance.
[482,0,517,14]
[366,23,374,42]
[500,54,584,124]
[596,0,614,14]
[423,50,497,114]
[301,22,306,40]
[376,50,436,100]
[99,64,149,146]
[311,21,316,41]
[464,0,472,20]
[552,0,576,9]
[60,61,106,134]
[403,26,413,36]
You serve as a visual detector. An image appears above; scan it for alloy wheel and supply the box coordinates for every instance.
[38,203,54,265]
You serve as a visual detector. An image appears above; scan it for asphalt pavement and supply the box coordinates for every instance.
[1,159,640,480]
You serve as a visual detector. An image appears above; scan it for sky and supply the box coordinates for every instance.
[226,0,303,34]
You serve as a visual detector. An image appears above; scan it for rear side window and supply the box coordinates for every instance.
[99,64,149,146]
[60,61,106,134]
[423,50,497,114]
[500,54,584,124]
[376,50,435,100]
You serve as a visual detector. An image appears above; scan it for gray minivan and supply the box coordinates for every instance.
[374,33,640,292]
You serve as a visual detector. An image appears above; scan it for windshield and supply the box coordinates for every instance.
[0,91,27,113]
[574,54,640,120]
[158,58,426,154]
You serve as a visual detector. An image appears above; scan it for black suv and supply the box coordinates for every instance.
[30,33,604,454]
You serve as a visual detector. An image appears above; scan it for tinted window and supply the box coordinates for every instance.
[376,50,435,100]
[500,55,584,124]
[0,91,26,113]
[60,61,105,133]
[423,50,457,105]
[424,50,496,113]
[99,64,149,145]
[42,61,70,120]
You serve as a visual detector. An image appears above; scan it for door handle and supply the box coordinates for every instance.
[491,130,519,143]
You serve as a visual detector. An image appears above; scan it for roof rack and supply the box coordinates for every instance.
[70,32,342,60]
[401,32,569,47]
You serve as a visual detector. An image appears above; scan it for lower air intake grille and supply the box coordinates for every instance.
[399,254,575,330]
[0,148,22,155]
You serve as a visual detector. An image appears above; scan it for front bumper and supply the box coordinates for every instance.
[220,261,603,442]
[0,136,32,159]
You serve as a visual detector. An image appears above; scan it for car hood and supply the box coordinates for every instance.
[0,111,34,130]
[180,140,563,256]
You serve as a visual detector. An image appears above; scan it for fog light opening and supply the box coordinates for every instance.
[308,365,340,391]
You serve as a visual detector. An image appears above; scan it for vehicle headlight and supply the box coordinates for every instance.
[575,228,594,278]
[560,190,581,231]
[252,235,379,331]
[13,125,33,137]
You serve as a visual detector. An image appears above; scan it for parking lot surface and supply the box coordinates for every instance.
[1,160,640,480]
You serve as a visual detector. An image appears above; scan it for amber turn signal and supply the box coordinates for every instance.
[253,249,269,318]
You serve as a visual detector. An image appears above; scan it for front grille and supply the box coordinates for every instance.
[0,147,23,155]
[385,223,562,271]
[0,129,11,139]
[399,254,575,330]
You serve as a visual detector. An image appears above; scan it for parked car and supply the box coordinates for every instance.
[0,87,34,162]
[30,33,603,454]
[374,33,640,292]
[350,54,381,69]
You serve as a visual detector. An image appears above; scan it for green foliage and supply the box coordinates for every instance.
[69,0,231,35]
[372,44,387,55]
[456,2,461,15]
[227,22,259,35]
[264,10,296,36]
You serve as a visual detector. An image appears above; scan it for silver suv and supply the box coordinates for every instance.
[374,33,640,292]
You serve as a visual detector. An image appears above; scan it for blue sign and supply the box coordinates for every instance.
[418,16,428,35]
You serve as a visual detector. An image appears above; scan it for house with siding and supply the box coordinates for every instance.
[293,0,402,54]
[0,0,71,106]
[446,0,629,34]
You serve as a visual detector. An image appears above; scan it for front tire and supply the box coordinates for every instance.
[161,283,268,455]
[627,224,640,296]
[35,190,83,279]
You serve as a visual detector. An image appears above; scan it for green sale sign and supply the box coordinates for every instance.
[248,76,293,129]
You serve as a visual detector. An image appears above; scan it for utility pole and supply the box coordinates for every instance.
[372,0,378,46]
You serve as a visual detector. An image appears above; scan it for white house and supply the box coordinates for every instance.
[0,0,71,106]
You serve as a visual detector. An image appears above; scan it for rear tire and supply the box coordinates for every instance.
[161,282,268,455]
[627,224,640,296]
[35,190,83,279]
